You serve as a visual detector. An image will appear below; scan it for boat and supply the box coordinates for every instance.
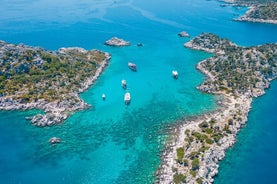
[137,43,143,47]
[49,137,61,144]
[128,62,137,71]
[124,92,131,105]
[172,70,178,79]
[102,93,106,100]
[121,80,127,89]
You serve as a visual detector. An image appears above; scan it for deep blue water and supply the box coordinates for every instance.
[214,80,277,184]
[0,0,277,183]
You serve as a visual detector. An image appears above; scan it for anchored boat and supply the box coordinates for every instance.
[124,92,131,105]
[128,62,137,71]
[172,70,178,79]
[49,137,61,144]
[121,79,127,89]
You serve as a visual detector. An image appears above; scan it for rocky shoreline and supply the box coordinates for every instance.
[156,33,277,183]
[156,94,252,183]
[221,0,277,25]
[0,47,111,127]
[235,5,277,25]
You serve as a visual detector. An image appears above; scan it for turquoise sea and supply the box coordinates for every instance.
[0,0,277,183]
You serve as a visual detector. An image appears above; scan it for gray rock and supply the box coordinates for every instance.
[105,37,130,47]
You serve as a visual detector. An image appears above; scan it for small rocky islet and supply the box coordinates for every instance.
[0,41,111,127]
[178,31,190,38]
[157,33,277,184]
[104,37,131,47]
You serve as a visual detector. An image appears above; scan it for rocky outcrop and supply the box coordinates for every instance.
[178,31,190,38]
[104,37,131,47]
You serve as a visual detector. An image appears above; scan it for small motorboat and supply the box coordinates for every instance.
[124,92,131,105]
[172,70,178,79]
[121,80,127,89]
[49,137,61,144]
[128,62,137,71]
[102,94,106,100]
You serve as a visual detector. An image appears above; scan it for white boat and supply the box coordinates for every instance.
[124,92,131,105]
[172,70,178,79]
[102,94,106,100]
[121,79,127,89]
[49,137,61,144]
[128,62,137,71]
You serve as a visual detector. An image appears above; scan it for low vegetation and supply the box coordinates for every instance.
[0,41,108,104]
[246,3,277,21]
[189,33,277,97]
[173,173,186,184]
[226,0,277,22]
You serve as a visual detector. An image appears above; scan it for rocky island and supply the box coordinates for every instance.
[157,33,277,183]
[178,31,190,38]
[0,41,111,126]
[104,37,131,47]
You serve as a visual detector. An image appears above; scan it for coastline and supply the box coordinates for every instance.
[221,0,277,25]
[156,33,277,183]
[1,1,277,183]
[235,6,277,25]
[157,94,252,183]
[0,49,111,126]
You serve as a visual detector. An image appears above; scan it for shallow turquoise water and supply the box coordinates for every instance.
[0,0,277,183]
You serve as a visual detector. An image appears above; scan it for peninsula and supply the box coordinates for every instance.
[157,33,277,183]
[0,41,111,126]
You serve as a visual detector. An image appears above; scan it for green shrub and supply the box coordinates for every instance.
[196,178,203,184]
[177,147,185,163]
[192,131,207,142]
[199,121,209,129]
[223,124,232,134]
[209,118,216,125]
[190,170,197,177]
[205,138,214,144]
[192,158,200,171]
[204,128,213,134]
[185,129,190,136]
[183,159,189,166]
[199,146,210,153]
[212,133,223,143]
[173,173,186,184]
